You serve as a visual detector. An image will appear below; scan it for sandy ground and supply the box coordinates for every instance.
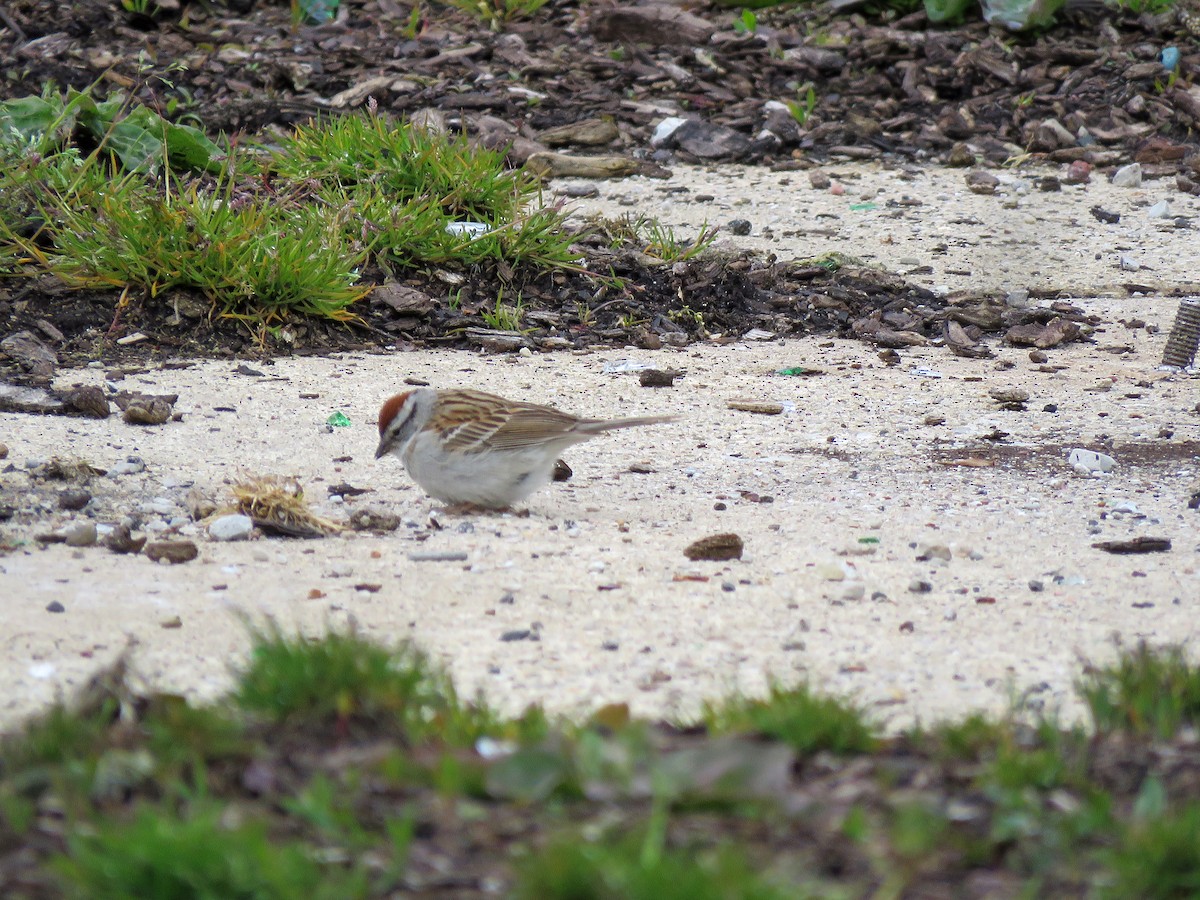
[2,161,1199,735]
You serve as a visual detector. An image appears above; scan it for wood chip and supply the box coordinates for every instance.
[727,400,783,415]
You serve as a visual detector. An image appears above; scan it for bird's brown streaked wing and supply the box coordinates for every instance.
[481,404,585,451]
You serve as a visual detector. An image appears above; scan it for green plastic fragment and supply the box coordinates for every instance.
[326,411,351,427]
[849,202,878,211]
[778,367,811,376]
[858,537,880,545]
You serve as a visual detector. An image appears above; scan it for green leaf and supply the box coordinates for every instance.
[484,747,570,802]
[924,0,974,22]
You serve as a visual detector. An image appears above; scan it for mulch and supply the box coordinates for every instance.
[1,0,1198,375]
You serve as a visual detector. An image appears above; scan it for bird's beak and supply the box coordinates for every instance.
[374,438,388,460]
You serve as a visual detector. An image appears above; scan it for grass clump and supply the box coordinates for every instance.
[38,175,368,322]
[591,212,717,263]
[701,681,878,755]
[234,624,497,746]
[1103,801,1200,899]
[514,827,797,900]
[271,111,578,269]
[54,805,369,900]
[1079,641,1200,739]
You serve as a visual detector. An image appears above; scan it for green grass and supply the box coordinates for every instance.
[701,681,879,755]
[4,637,1200,897]
[0,95,580,330]
[1078,641,1200,739]
[54,804,370,899]
[1104,801,1200,899]
[234,623,497,746]
[590,213,717,263]
[514,827,798,900]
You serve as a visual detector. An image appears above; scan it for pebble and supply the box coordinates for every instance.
[684,533,743,561]
[1147,200,1171,219]
[1029,579,1044,592]
[727,218,751,236]
[916,543,952,562]
[46,601,65,613]
[62,521,97,547]
[1029,350,1048,363]
[1068,448,1115,475]
[0,443,7,460]
[909,579,933,593]
[409,550,469,562]
[1111,162,1142,188]
[208,514,254,542]
[58,489,92,511]
[110,457,146,477]
[726,399,784,415]
[144,540,199,564]
[839,582,866,601]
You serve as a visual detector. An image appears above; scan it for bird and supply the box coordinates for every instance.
[375,387,676,509]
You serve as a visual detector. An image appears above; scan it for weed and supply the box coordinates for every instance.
[1078,641,1200,739]
[514,825,797,900]
[641,219,718,262]
[784,85,817,125]
[734,9,758,33]
[701,681,878,755]
[54,804,369,899]
[444,0,549,29]
[1103,801,1200,899]
[481,289,526,331]
[234,625,497,746]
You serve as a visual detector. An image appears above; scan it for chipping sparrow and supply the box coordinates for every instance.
[375,387,676,509]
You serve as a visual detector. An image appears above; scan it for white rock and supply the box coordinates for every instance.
[1111,163,1142,188]
[650,116,689,147]
[208,514,254,542]
[1068,448,1115,475]
[62,521,97,547]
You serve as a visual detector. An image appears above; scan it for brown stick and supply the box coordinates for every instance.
[0,4,26,44]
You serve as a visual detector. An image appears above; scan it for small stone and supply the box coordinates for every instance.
[110,457,146,477]
[965,171,999,194]
[46,601,65,613]
[989,387,1030,404]
[1029,579,1044,592]
[727,399,784,415]
[916,543,952,562]
[684,532,744,561]
[808,170,832,189]
[908,579,933,593]
[160,616,183,629]
[408,550,469,562]
[1147,200,1171,220]
[58,489,92,511]
[0,443,7,459]
[1065,160,1092,184]
[639,368,678,388]
[62,521,97,547]
[144,540,199,564]
[1111,162,1143,188]
[727,218,751,236]
[123,398,173,426]
[923,415,946,426]
[552,459,573,482]
[103,523,146,555]
[208,514,254,542]
[899,621,915,633]
[1029,350,1048,363]
[347,507,401,532]
[65,386,111,418]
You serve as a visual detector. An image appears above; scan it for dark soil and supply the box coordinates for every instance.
[2,0,1199,375]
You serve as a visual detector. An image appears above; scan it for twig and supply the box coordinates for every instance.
[0,4,27,44]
